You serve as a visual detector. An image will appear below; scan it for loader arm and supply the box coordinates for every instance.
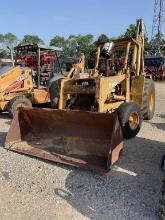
[67,54,85,79]
[132,19,145,75]
[0,66,22,93]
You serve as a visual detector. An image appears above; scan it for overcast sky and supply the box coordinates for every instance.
[0,0,159,43]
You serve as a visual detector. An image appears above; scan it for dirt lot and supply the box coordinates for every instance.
[0,82,165,220]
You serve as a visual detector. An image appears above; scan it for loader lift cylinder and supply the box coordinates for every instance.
[37,47,41,88]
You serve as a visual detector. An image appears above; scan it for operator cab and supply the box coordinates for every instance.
[14,44,62,88]
[98,41,125,76]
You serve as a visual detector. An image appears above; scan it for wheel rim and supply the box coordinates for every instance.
[16,103,27,110]
[129,112,139,130]
[149,92,154,112]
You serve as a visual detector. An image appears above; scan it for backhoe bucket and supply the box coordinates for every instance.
[4,108,123,172]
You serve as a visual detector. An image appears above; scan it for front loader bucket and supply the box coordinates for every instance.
[4,108,123,172]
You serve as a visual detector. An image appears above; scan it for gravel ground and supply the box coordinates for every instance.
[0,82,165,220]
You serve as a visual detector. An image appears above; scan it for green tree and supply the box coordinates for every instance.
[66,34,95,67]
[67,34,94,56]
[0,33,18,48]
[0,33,18,58]
[19,35,44,45]
[50,34,95,68]
[148,33,165,54]
[124,24,136,38]
[96,34,109,44]
[0,50,8,58]
[74,34,95,68]
[3,33,18,47]
[123,23,149,50]
[50,35,66,48]
[0,34,4,43]
[85,44,96,69]
[50,35,68,55]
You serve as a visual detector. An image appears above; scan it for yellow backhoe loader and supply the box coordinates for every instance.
[0,45,62,117]
[4,19,155,172]
[0,45,83,117]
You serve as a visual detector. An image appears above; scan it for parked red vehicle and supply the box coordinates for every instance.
[19,53,55,68]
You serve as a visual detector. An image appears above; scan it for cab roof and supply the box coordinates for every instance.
[14,44,62,52]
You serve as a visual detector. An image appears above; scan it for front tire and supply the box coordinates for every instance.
[8,96,32,118]
[117,102,143,139]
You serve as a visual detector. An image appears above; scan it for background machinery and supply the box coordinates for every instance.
[4,19,155,172]
[0,44,61,117]
[145,54,165,80]
[144,0,165,81]
[0,44,83,117]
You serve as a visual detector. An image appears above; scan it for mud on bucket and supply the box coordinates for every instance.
[4,107,123,172]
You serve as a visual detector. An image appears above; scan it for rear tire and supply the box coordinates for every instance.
[117,102,143,139]
[8,96,32,118]
[142,78,155,120]
[49,79,62,109]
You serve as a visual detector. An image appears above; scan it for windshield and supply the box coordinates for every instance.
[0,65,13,75]
[98,54,125,76]
[98,44,132,76]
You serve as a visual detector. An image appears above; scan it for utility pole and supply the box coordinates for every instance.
[151,0,165,52]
